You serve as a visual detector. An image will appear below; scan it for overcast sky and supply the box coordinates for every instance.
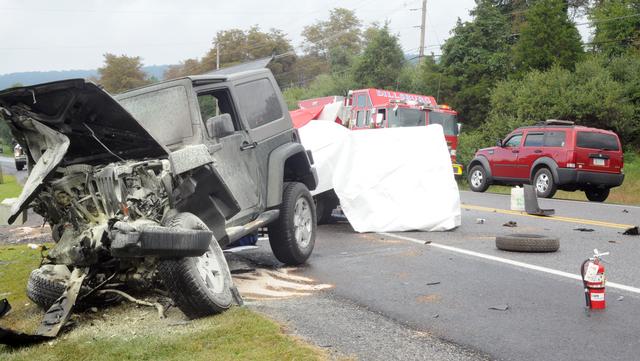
[0,0,591,75]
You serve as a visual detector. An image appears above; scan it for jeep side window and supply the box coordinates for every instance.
[197,89,241,137]
[235,78,283,129]
[504,134,522,148]
[524,133,544,147]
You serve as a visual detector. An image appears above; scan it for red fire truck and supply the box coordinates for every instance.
[292,88,463,176]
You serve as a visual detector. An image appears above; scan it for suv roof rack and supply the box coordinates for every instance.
[543,119,574,126]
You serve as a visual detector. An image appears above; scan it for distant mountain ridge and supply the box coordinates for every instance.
[0,65,170,90]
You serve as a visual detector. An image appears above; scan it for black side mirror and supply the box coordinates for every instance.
[206,114,234,138]
[496,139,503,147]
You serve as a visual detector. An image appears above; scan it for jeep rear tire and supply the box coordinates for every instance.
[468,165,490,192]
[157,213,233,319]
[585,187,610,202]
[268,182,316,265]
[533,168,557,198]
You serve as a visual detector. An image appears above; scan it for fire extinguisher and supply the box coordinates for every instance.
[581,249,609,310]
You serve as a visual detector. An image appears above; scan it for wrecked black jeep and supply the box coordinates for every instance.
[0,68,317,328]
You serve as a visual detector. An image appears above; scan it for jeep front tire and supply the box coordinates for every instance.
[157,212,233,319]
[268,182,316,265]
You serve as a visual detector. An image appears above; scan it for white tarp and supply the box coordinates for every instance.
[297,120,350,196]
[298,121,461,232]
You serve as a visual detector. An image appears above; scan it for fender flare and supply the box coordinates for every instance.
[267,143,317,208]
[530,157,559,182]
[468,155,493,180]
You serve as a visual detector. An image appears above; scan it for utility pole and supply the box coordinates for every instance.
[216,39,220,70]
[418,0,427,62]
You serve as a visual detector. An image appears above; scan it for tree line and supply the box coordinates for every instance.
[37,1,640,165]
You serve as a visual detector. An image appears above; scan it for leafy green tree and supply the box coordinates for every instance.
[166,27,295,83]
[513,0,583,73]
[352,25,404,89]
[97,53,150,94]
[439,0,512,128]
[302,8,362,70]
[589,0,640,57]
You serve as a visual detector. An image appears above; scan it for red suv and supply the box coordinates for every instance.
[467,120,624,202]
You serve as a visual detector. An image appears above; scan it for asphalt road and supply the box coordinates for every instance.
[243,191,640,361]
[0,156,26,182]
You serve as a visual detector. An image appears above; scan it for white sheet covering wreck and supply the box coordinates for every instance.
[298,121,461,232]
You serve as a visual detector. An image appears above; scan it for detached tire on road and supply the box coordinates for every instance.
[157,212,233,319]
[495,234,560,253]
[269,182,316,265]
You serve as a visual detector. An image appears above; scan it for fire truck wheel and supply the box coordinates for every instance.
[468,165,490,192]
[496,234,559,253]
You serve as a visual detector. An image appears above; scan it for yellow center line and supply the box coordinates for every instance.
[462,204,633,230]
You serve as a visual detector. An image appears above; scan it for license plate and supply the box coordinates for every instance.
[593,158,605,166]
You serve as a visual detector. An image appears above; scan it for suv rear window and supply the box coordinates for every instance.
[544,131,566,147]
[576,132,619,151]
[236,78,283,129]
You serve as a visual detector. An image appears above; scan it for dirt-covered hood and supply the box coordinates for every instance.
[0,79,168,224]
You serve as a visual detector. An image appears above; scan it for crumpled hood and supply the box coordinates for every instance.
[0,79,168,224]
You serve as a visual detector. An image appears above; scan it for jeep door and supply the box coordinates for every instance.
[492,133,523,179]
[232,74,293,206]
[195,87,260,222]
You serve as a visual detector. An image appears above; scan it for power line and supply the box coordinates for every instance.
[576,13,640,26]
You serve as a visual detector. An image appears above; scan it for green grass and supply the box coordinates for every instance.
[0,244,327,360]
[0,145,13,157]
[0,175,23,201]
[459,152,640,205]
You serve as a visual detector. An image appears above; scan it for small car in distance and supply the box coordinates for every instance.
[467,120,624,202]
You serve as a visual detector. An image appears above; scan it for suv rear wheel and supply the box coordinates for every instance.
[268,182,316,265]
[533,168,557,198]
[585,187,610,202]
[468,165,490,192]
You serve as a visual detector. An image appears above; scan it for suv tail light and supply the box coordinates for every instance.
[566,150,576,168]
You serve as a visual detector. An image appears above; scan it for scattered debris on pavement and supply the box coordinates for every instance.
[426,281,441,286]
[617,296,624,301]
[622,226,639,235]
[574,228,595,232]
[476,218,486,224]
[488,304,509,311]
[622,209,629,213]
[503,221,518,227]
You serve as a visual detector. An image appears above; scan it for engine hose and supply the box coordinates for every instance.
[580,259,590,308]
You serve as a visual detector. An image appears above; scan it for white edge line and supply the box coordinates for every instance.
[378,232,640,295]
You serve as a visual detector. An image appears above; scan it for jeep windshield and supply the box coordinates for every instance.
[429,111,458,136]
[117,85,194,148]
[386,108,425,127]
